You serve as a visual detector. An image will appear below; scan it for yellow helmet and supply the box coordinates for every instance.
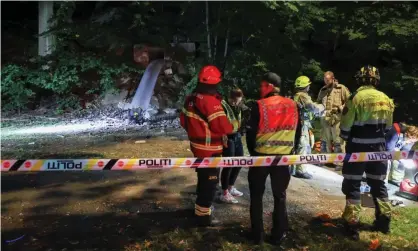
[295,76,311,89]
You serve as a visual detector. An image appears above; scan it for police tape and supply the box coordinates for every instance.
[1,151,417,172]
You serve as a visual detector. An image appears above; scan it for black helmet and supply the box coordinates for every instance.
[355,65,380,85]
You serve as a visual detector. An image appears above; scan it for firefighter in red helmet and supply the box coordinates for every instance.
[180,65,235,226]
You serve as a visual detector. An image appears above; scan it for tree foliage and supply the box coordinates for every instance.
[1,1,417,122]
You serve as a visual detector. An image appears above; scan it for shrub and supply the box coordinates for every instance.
[1,52,142,112]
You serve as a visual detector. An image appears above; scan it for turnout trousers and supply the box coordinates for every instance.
[341,142,391,224]
[248,165,291,238]
[320,119,345,153]
[195,154,221,225]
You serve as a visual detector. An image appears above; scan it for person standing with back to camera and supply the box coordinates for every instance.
[180,65,234,227]
[246,72,301,245]
[340,65,394,240]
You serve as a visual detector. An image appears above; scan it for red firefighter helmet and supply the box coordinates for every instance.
[198,65,222,85]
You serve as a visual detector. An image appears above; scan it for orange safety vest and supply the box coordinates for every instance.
[255,95,299,155]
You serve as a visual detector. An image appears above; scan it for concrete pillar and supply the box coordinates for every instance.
[38,1,54,56]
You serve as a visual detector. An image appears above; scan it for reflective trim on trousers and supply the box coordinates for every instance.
[195,204,211,216]
[366,173,387,181]
[343,174,363,181]
[351,137,386,144]
[340,130,350,141]
[353,119,386,126]
[340,127,351,133]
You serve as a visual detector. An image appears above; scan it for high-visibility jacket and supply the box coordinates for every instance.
[294,91,325,127]
[340,85,394,145]
[180,92,234,157]
[254,95,299,154]
[221,100,241,133]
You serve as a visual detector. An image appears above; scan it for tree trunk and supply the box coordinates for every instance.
[38,1,55,56]
[213,35,218,59]
[333,31,340,52]
[224,29,229,58]
[213,3,221,60]
[224,20,230,58]
[205,1,212,61]
[221,20,231,72]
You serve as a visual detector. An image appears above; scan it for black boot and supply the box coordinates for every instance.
[344,222,360,241]
[373,215,391,234]
[196,214,221,227]
[268,232,287,246]
[247,231,264,245]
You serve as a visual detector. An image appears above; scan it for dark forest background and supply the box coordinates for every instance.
[1,1,417,123]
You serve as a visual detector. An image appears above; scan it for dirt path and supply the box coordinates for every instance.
[2,133,417,251]
[1,134,346,250]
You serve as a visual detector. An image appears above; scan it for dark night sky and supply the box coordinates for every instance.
[1,1,38,23]
[2,1,38,38]
[1,1,99,53]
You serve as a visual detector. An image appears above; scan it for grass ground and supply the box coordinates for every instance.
[2,133,418,251]
[123,207,418,251]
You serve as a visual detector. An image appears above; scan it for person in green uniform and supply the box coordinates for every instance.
[340,65,395,240]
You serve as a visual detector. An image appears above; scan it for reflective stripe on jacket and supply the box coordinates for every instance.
[340,85,394,146]
[255,95,299,154]
[180,93,234,157]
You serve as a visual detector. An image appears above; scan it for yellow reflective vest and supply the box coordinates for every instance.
[221,100,241,133]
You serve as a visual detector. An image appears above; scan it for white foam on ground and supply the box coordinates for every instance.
[1,119,131,136]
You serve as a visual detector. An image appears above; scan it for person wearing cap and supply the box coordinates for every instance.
[180,65,234,227]
[245,72,302,245]
[292,76,325,179]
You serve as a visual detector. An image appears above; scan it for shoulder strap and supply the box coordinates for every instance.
[393,123,401,136]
